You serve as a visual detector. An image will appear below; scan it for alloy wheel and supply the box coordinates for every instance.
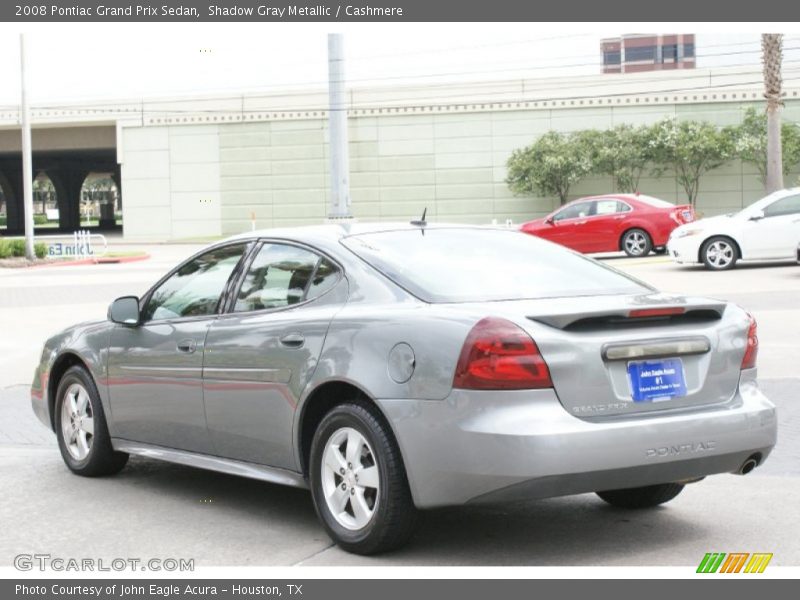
[60,383,94,460]
[706,240,734,269]
[321,427,380,530]
[624,231,648,256]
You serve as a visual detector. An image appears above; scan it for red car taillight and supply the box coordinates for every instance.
[672,205,695,225]
[741,314,759,370]
[453,317,553,390]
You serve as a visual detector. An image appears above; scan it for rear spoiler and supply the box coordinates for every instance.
[528,302,727,331]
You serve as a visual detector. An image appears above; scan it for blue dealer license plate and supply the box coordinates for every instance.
[627,358,687,403]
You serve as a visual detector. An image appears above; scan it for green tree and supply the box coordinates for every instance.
[649,118,734,206]
[506,131,593,205]
[729,106,800,187]
[584,124,654,193]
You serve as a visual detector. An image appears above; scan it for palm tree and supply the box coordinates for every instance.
[762,33,784,193]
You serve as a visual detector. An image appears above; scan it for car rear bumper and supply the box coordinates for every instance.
[378,370,776,508]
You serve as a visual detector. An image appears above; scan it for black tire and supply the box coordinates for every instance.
[309,399,418,555]
[621,228,653,257]
[700,236,739,270]
[596,483,685,509]
[54,365,128,477]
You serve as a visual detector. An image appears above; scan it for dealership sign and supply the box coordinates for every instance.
[42,230,108,258]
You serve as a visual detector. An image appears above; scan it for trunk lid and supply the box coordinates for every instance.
[458,292,749,419]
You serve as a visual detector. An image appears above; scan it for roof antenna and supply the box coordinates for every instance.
[410,207,427,227]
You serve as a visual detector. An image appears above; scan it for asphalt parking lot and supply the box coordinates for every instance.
[1,247,798,566]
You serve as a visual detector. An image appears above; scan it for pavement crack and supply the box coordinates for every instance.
[292,542,336,566]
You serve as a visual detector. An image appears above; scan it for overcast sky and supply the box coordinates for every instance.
[0,23,799,106]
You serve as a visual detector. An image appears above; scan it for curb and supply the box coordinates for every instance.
[32,253,151,268]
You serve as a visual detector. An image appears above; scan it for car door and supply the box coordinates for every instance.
[202,241,347,469]
[107,242,250,453]
[583,199,631,253]
[741,193,800,259]
[546,201,594,251]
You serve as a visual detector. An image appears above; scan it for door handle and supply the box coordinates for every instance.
[177,339,197,353]
[280,333,305,348]
[575,221,587,225]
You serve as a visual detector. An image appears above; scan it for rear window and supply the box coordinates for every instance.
[632,195,674,208]
[341,228,651,303]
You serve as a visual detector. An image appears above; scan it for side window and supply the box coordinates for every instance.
[234,244,325,312]
[143,244,247,322]
[307,258,341,301]
[764,194,800,217]
[594,200,623,215]
[554,202,592,222]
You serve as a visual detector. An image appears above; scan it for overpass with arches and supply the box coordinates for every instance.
[0,126,120,235]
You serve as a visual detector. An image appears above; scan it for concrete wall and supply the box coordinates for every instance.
[121,125,222,239]
[120,99,800,240]
[0,126,116,153]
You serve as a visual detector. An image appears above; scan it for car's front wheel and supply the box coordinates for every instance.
[55,365,128,476]
[596,483,685,509]
[621,229,652,257]
[309,400,417,555]
[701,236,738,270]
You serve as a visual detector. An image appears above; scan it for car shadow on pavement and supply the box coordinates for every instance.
[402,498,709,566]
[668,261,798,272]
[114,456,711,566]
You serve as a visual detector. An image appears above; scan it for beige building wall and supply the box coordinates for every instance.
[120,98,800,240]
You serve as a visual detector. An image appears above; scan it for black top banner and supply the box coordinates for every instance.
[3,0,800,22]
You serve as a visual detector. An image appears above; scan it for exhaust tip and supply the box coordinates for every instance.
[736,454,761,475]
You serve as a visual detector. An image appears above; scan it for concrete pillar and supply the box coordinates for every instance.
[1,168,24,234]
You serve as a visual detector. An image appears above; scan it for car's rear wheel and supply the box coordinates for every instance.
[621,229,652,257]
[596,483,685,509]
[309,400,417,555]
[55,365,128,476]
[701,236,738,270]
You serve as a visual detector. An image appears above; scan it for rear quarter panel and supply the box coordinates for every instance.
[304,303,475,402]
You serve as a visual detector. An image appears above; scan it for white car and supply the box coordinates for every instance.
[668,188,800,270]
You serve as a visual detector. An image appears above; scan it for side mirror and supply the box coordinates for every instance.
[108,296,141,326]
[545,216,555,225]
[749,210,765,221]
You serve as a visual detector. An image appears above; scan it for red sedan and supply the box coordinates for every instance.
[520,194,695,257]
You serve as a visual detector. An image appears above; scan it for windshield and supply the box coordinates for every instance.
[342,228,652,303]
[739,190,799,217]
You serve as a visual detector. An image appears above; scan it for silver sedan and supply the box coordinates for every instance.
[31,223,776,554]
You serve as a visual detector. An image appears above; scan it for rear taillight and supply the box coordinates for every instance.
[453,317,552,390]
[741,314,758,370]
[672,206,695,224]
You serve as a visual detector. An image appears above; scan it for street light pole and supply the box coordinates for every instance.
[19,34,35,260]
[327,33,352,220]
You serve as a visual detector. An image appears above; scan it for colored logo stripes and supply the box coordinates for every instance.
[697,552,773,573]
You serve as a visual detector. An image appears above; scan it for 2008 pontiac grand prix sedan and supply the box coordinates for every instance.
[31,223,776,554]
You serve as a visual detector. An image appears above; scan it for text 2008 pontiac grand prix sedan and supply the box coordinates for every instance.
[31,223,776,554]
